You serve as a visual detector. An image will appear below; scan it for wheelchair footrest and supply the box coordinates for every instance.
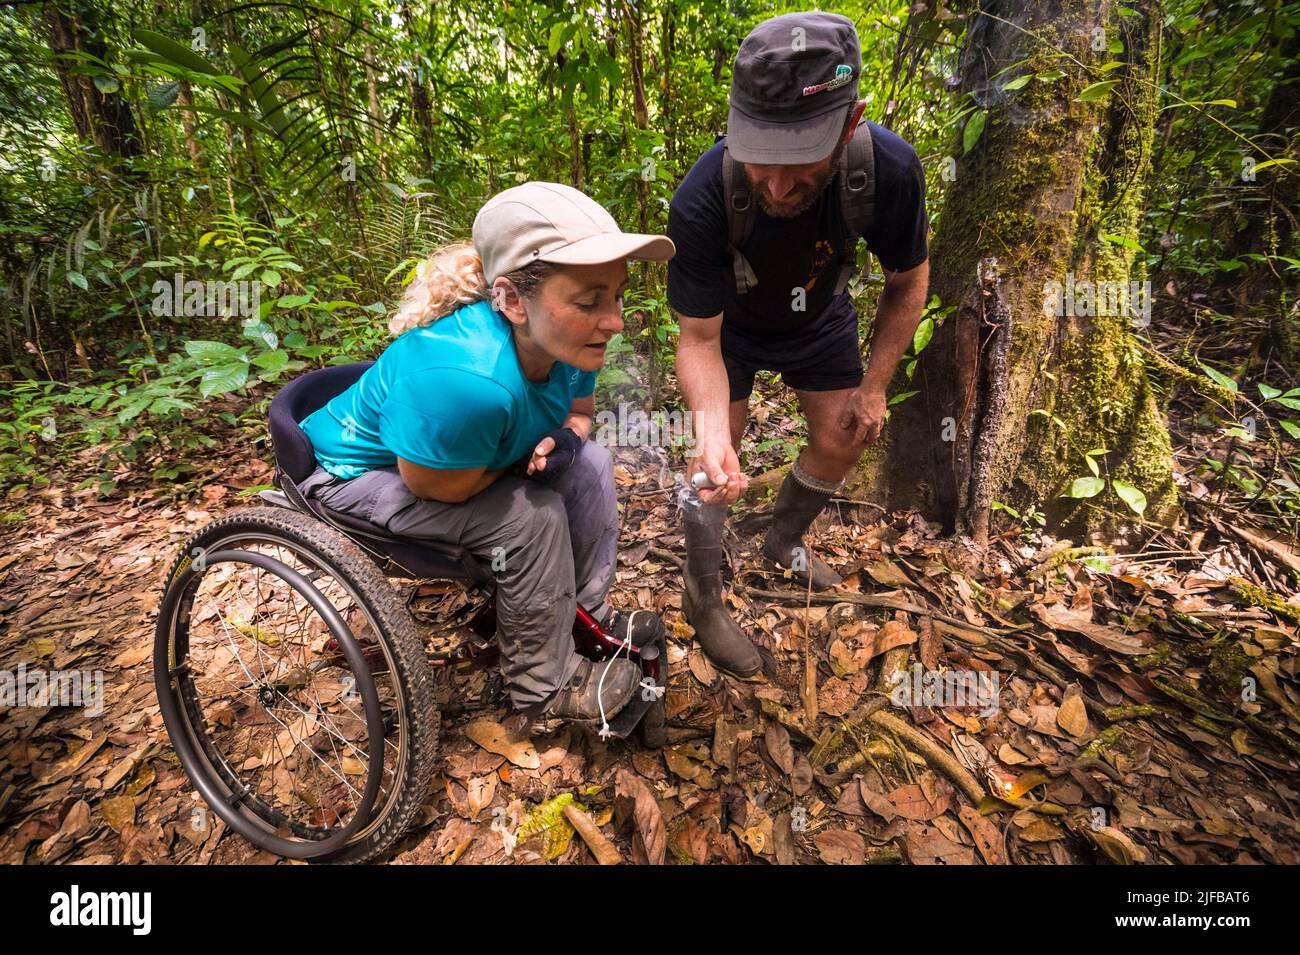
[599,687,658,739]
[595,624,668,741]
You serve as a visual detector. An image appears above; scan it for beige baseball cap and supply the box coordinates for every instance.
[472,181,674,284]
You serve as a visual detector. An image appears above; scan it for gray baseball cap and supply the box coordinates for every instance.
[473,181,674,284]
[727,12,862,164]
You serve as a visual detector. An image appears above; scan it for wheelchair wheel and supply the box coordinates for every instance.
[155,506,437,863]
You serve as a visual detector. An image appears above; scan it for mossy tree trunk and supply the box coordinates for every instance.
[43,2,142,160]
[863,0,1176,539]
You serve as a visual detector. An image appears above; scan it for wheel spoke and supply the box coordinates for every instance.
[161,522,418,859]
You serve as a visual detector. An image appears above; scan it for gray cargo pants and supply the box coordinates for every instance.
[297,440,619,713]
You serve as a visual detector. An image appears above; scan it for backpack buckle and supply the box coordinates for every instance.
[845,168,869,193]
[730,192,751,212]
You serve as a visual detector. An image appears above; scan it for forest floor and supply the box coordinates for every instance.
[2,379,1299,866]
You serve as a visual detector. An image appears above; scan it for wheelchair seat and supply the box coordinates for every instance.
[268,362,493,585]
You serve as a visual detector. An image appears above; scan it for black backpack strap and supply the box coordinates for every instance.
[834,120,876,296]
[721,145,759,295]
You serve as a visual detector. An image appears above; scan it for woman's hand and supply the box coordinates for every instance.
[525,427,583,483]
[526,435,557,476]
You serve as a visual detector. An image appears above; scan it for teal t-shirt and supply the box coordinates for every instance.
[299,300,597,479]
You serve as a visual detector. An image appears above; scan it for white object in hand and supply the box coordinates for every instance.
[692,471,714,490]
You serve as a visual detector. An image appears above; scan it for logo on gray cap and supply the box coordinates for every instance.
[803,64,854,97]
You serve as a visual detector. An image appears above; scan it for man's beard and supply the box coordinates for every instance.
[745,140,845,219]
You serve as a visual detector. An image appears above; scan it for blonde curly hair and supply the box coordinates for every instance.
[387,242,488,336]
[387,242,560,337]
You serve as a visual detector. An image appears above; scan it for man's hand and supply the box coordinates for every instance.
[688,432,748,505]
[838,385,888,446]
[677,313,747,505]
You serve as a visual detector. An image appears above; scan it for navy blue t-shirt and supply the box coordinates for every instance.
[666,121,928,341]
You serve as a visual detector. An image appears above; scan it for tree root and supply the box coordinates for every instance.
[809,697,891,768]
[1229,577,1300,627]
[1102,703,1174,721]
[865,709,986,805]
[1151,677,1300,757]
[1140,343,1241,408]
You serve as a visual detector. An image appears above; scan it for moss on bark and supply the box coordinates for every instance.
[873,0,1176,534]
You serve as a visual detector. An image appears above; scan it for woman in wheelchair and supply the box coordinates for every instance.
[294,182,675,727]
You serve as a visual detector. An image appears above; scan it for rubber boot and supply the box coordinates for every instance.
[680,492,762,677]
[761,464,843,591]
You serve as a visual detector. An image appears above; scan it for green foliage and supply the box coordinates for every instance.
[991,499,1046,542]
[1,0,1295,514]
[1144,0,1300,289]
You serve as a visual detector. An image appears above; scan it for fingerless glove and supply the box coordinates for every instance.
[509,427,582,484]
[530,426,582,484]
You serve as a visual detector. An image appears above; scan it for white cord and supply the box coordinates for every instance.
[595,627,635,740]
